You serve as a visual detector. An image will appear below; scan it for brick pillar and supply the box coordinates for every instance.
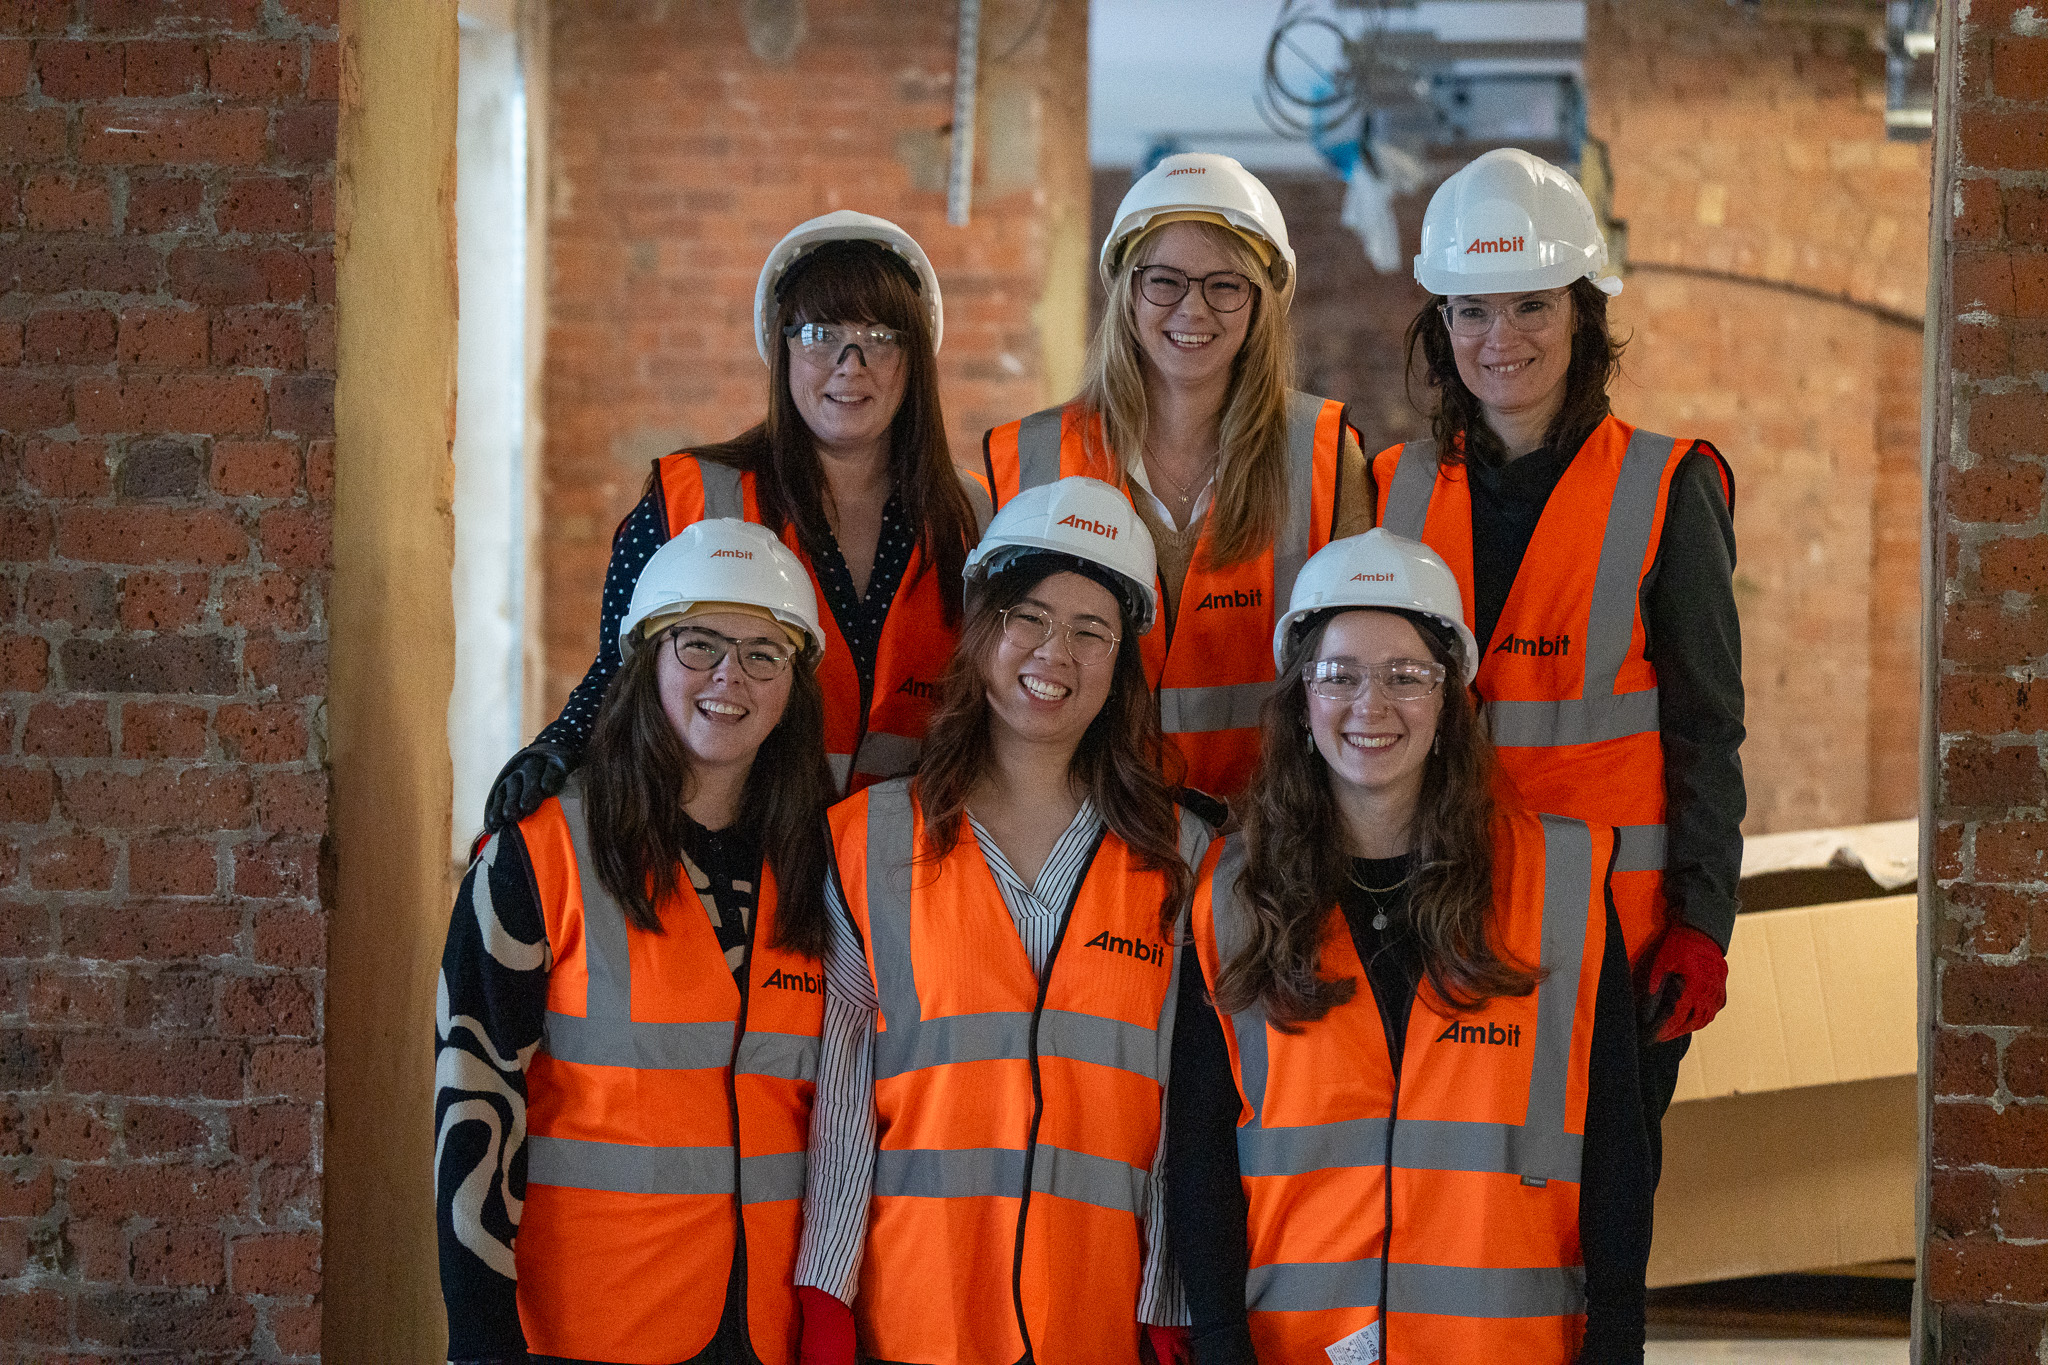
[1924,0,2048,1355]
[0,0,335,1356]
[540,0,1090,717]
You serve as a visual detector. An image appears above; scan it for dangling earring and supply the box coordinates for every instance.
[1303,724,1315,753]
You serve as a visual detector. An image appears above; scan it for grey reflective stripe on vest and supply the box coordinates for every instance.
[736,1030,821,1084]
[851,729,923,785]
[527,1134,733,1196]
[1216,816,1595,1185]
[1381,441,1439,538]
[1014,407,1066,494]
[1486,428,1675,752]
[698,458,746,520]
[1247,1259,1586,1319]
[874,1143,1148,1214]
[862,781,1173,1083]
[542,779,808,1203]
[1614,823,1667,873]
[1154,393,1324,738]
[1157,680,1272,735]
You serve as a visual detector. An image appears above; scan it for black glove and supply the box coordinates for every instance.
[483,741,578,833]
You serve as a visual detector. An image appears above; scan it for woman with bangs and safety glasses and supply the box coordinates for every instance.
[1373,148,1744,1185]
[792,477,1215,1365]
[482,211,988,834]
[982,153,1375,811]
[435,521,837,1365]
[1168,528,1653,1365]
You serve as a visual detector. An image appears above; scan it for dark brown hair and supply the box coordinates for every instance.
[583,631,836,957]
[912,559,1192,939]
[1214,609,1539,1028]
[1402,276,1625,468]
[687,239,975,624]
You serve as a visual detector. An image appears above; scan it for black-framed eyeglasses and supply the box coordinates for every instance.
[999,605,1120,666]
[665,625,794,681]
[782,321,905,365]
[1304,658,1446,704]
[1133,264,1254,314]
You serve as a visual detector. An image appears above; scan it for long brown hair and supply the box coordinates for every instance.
[912,558,1192,938]
[1402,276,1625,468]
[1214,609,1538,1028]
[583,632,836,957]
[1076,220,1295,567]
[688,239,975,624]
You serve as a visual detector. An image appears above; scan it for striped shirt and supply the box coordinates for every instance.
[793,799,1188,1325]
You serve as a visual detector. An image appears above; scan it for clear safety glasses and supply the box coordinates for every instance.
[1133,264,1255,314]
[782,321,905,365]
[999,606,1120,667]
[666,626,793,681]
[1304,658,1447,704]
[1439,291,1568,337]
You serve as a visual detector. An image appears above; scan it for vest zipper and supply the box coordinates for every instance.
[724,890,758,1362]
[1007,827,1109,1365]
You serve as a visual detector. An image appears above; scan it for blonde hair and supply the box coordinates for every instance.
[1076,219,1296,567]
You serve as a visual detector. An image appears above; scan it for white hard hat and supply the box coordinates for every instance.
[754,210,944,365]
[1100,152,1297,307]
[1273,529,1479,682]
[964,477,1160,635]
[619,519,826,664]
[1413,148,1623,299]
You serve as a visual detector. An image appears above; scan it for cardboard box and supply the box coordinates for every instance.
[1648,895,1918,1287]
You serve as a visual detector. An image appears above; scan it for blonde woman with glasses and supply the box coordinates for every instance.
[981,153,1375,808]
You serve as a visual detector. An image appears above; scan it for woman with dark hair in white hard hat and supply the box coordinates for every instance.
[1170,529,1651,1364]
[1377,147,1743,1177]
[435,521,837,1365]
[793,477,1212,1365]
[483,211,988,833]
[982,153,1377,811]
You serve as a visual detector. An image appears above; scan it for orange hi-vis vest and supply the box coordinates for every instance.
[982,391,1349,797]
[516,775,825,1365]
[830,779,1212,1365]
[1191,808,1613,1364]
[1372,416,1734,963]
[656,451,963,796]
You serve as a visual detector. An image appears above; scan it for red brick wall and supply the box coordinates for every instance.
[1925,0,2048,1354]
[0,0,334,1356]
[1587,0,1929,833]
[541,0,1087,714]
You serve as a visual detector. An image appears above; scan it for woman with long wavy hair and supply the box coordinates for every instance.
[794,477,1211,1365]
[1169,529,1653,1364]
[981,153,1375,805]
[485,211,985,832]
[434,520,838,1365]
[1378,148,1742,1165]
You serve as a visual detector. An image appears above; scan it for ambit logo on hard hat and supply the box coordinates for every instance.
[1465,235,1526,255]
[1349,572,1396,582]
[1166,166,1206,176]
[1056,513,1118,540]
[710,548,754,559]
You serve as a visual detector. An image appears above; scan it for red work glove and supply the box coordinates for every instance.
[1640,923,1729,1042]
[797,1286,856,1365]
[1145,1324,1193,1365]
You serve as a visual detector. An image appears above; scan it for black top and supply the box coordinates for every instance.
[1166,858,1652,1365]
[534,479,917,756]
[680,813,764,984]
[1465,441,1745,948]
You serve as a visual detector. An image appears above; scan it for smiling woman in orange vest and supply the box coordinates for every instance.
[1373,148,1743,1174]
[1170,530,1652,1365]
[982,153,1376,806]
[435,520,837,1365]
[792,477,1213,1365]
[482,212,987,835]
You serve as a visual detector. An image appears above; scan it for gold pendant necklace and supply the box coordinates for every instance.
[1350,866,1412,932]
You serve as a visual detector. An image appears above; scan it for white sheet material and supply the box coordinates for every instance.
[1738,818,1918,890]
